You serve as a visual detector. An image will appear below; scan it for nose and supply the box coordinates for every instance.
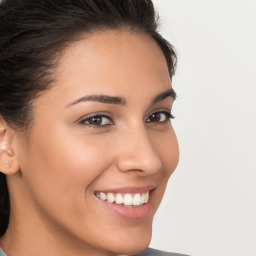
[115,125,162,175]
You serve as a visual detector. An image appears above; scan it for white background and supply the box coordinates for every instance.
[151,1,256,256]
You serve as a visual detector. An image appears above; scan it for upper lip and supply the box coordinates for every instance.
[95,184,156,194]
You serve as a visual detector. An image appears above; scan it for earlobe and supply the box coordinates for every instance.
[0,116,20,175]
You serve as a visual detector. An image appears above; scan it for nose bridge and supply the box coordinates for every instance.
[116,123,161,174]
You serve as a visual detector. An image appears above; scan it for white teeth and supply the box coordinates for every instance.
[100,192,107,201]
[145,192,149,203]
[123,194,133,206]
[107,193,115,203]
[133,193,141,206]
[96,191,150,206]
[115,193,124,204]
[141,193,145,204]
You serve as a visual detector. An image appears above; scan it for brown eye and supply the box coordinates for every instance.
[146,111,174,123]
[80,115,113,127]
[89,116,104,125]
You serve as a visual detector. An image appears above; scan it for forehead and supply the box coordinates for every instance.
[34,30,172,112]
[54,30,171,93]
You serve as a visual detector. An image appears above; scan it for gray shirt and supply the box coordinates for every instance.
[0,248,6,256]
[135,248,189,256]
[0,247,189,256]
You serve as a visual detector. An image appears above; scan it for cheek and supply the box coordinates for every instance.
[18,128,113,215]
[151,127,179,177]
[152,128,179,211]
[150,127,179,206]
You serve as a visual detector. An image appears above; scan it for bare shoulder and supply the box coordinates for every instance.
[134,247,190,256]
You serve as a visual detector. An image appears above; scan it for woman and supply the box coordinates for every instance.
[0,0,187,255]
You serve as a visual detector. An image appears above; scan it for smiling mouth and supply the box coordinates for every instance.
[94,187,156,220]
[94,191,150,206]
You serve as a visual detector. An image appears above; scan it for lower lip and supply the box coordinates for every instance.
[95,191,154,221]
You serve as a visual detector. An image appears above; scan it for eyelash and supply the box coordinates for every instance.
[78,111,175,128]
[145,111,175,123]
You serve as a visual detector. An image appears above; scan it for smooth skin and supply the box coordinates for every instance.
[0,30,179,256]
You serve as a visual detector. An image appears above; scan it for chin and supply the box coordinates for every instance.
[113,237,151,256]
[108,224,152,255]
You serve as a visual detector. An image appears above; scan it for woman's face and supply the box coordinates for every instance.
[13,30,179,255]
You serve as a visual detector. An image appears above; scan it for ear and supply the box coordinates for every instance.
[0,116,20,175]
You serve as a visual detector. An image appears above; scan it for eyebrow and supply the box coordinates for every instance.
[66,88,176,107]
[67,94,126,107]
[152,89,176,104]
